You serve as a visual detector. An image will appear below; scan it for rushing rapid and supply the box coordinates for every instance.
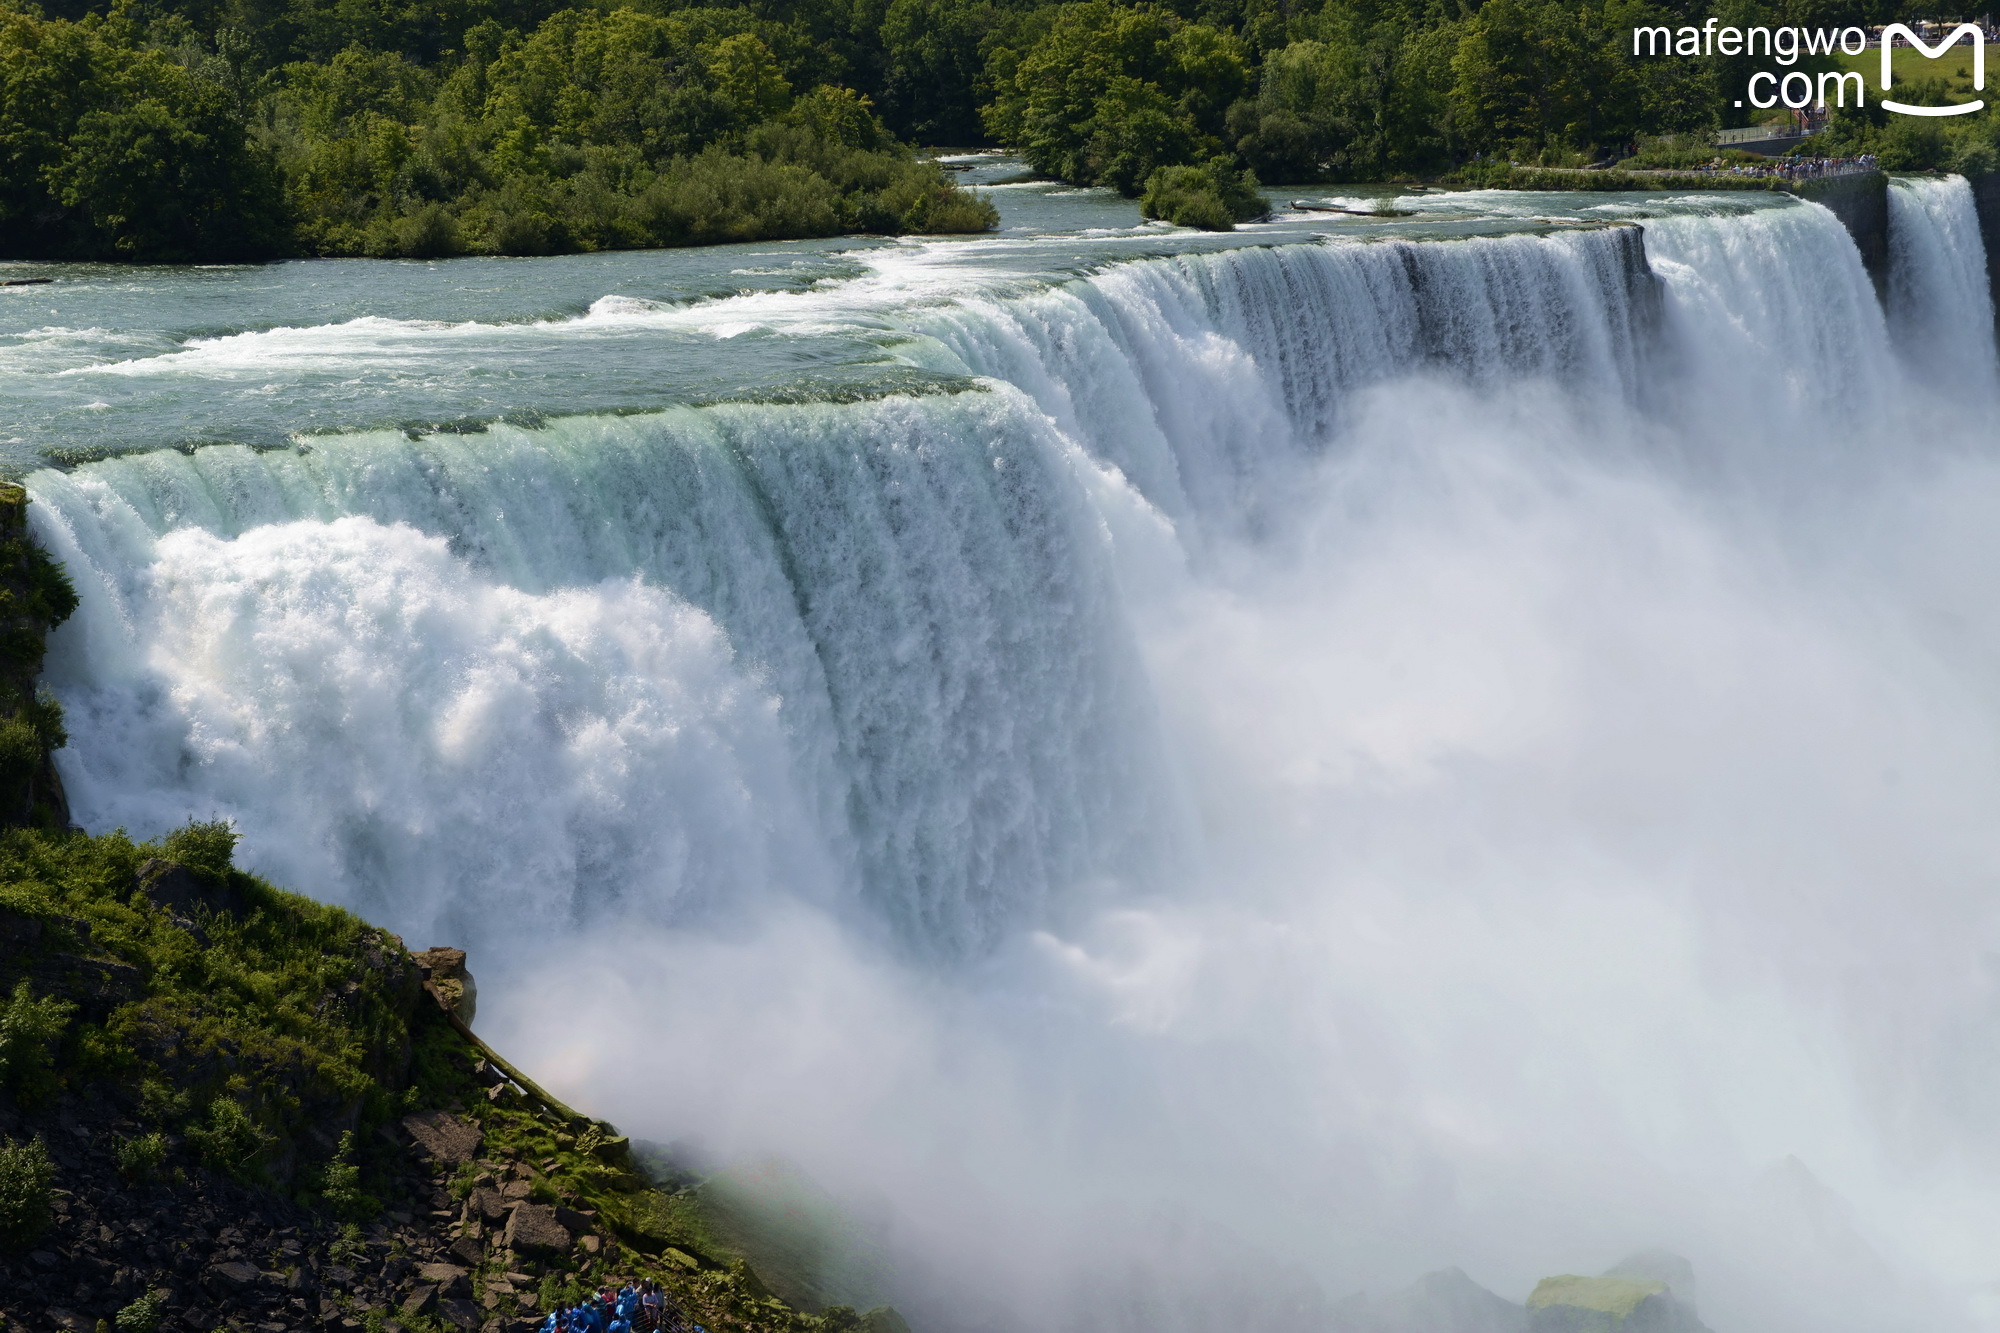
[14,178,2000,1333]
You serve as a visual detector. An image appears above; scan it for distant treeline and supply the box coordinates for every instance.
[0,0,1992,261]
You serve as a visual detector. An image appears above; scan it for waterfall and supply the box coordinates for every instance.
[1886,175,2000,393]
[23,193,2000,1333]
[895,225,1660,530]
[29,391,1169,957]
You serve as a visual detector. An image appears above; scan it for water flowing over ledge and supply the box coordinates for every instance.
[18,187,2000,1333]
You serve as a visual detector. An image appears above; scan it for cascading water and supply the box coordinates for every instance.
[1887,175,2000,392]
[20,186,2000,1333]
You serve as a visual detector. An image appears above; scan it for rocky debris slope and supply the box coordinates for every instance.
[0,828,902,1333]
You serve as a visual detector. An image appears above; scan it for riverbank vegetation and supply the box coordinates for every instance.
[6,0,2000,258]
[0,813,904,1331]
[0,0,997,259]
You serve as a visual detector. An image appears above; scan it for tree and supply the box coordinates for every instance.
[983,1,1246,190]
[1450,0,1639,160]
[0,12,288,259]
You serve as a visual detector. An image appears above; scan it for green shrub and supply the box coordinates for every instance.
[0,719,43,818]
[115,1132,168,1182]
[0,1136,54,1250]
[114,1292,166,1333]
[1950,138,2000,178]
[1140,159,1267,230]
[1623,133,1717,170]
[391,204,463,258]
[138,1078,190,1126]
[321,1130,378,1222]
[185,1096,274,1174]
[0,979,74,1105]
[160,819,237,881]
[1876,114,1949,171]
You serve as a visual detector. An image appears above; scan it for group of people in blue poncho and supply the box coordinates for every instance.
[538,1280,697,1333]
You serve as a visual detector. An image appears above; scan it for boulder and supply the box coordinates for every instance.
[465,1186,507,1222]
[502,1204,572,1257]
[412,946,478,1026]
[438,1296,482,1331]
[136,858,247,917]
[402,1285,439,1318]
[402,1111,482,1165]
[416,1262,471,1298]
[207,1260,261,1287]
[1527,1276,1706,1333]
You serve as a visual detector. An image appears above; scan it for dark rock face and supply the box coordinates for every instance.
[401,1111,483,1166]
[0,907,143,1025]
[1968,171,2000,338]
[136,858,247,919]
[1793,172,1888,297]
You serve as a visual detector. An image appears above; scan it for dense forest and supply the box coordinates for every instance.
[0,0,1992,260]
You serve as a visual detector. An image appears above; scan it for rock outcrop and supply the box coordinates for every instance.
[1791,172,1888,298]
[412,946,479,1027]
[135,857,248,920]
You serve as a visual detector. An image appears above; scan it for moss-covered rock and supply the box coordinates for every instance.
[1527,1274,1706,1333]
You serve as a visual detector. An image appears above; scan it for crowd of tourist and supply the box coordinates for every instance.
[1719,154,1880,180]
[538,1280,699,1333]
